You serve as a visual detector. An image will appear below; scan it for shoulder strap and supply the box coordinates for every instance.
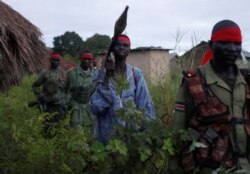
[240,69,250,109]
[240,69,250,135]
[132,66,139,102]
[132,66,137,87]
[241,69,250,85]
[183,68,207,105]
[58,67,65,81]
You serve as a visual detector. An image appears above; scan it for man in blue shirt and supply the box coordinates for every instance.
[89,34,155,144]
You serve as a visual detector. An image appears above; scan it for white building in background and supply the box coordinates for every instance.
[95,47,171,82]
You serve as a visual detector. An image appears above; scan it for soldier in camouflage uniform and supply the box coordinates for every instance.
[173,20,250,173]
[32,53,66,136]
[64,51,95,133]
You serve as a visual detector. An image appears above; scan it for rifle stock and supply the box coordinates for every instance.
[98,6,129,82]
[28,100,39,107]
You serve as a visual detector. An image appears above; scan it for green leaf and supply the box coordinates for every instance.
[91,142,108,162]
[113,76,129,96]
[152,159,165,168]
[139,148,152,161]
[106,139,127,156]
[162,138,175,156]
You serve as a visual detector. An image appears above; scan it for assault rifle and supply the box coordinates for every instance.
[28,95,58,113]
[97,6,129,83]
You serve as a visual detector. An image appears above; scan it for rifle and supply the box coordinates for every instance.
[97,6,129,83]
[28,95,58,113]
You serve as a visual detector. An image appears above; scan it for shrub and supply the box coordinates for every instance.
[0,73,183,174]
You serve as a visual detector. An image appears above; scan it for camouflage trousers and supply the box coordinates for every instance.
[69,101,95,135]
[43,104,67,138]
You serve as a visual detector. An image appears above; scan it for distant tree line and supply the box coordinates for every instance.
[52,31,111,58]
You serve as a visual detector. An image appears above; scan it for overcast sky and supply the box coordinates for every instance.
[3,0,250,54]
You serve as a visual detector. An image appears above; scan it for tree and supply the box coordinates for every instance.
[81,34,111,54]
[52,31,84,57]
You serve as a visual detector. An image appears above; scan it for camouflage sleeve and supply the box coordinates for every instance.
[174,78,195,130]
[64,71,71,93]
[64,70,73,104]
[32,71,46,97]
[60,68,66,82]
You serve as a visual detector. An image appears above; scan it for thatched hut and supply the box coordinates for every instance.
[0,1,48,91]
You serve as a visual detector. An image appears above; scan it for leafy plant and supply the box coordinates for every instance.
[0,73,183,174]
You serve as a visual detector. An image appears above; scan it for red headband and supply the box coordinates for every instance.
[50,53,62,59]
[211,27,242,43]
[66,63,75,69]
[117,35,131,46]
[201,49,213,65]
[80,53,93,59]
[201,26,242,65]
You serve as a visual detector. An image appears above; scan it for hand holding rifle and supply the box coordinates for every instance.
[97,6,129,85]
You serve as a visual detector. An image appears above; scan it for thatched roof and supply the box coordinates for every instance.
[0,1,48,91]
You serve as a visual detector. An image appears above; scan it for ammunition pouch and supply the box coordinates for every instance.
[71,86,89,104]
[196,102,232,124]
[183,127,233,171]
[181,128,199,172]
[188,127,200,141]
[44,81,59,94]
[182,147,196,173]
[197,128,228,168]
[181,68,250,172]
[203,127,219,144]
[183,68,232,124]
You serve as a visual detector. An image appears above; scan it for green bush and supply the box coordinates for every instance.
[0,73,183,174]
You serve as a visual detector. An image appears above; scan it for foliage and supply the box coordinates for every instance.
[81,34,111,55]
[52,31,84,57]
[2,70,238,173]
[113,100,178,174]
[0,74,184,174]
[149,66,182,125]
[52,32,111,60]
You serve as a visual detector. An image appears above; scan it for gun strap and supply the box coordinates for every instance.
[231,117,250,125]
[132,66,138,102]
[240,69,250,84]
[132,67,137,87]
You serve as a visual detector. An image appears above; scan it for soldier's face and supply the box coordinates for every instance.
[114,40,130,61]
[50,58,60,69]
[212,41,242,67]
[80,58,91,69]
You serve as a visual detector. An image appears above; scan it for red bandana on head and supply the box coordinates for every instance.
[211,27,242,43]
[201,21,242,65]
[117,35,131,46]
[66,63,75,70]
[50,53,62,59]
[80,53,93,59]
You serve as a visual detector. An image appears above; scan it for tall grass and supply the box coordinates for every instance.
[0,72,181,173]
[148,67,182,125]
[0,75,100,173]
[0,31,201,173]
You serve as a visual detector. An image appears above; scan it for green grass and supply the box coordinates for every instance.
[148,67,182,125]
[0,72,182,173]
